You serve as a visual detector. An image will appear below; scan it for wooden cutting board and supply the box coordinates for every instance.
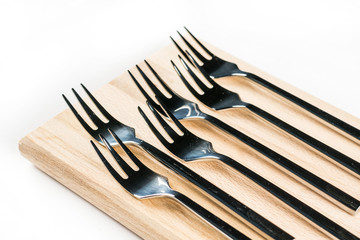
[19,37,360,239]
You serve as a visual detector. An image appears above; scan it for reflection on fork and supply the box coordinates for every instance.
[91,129,249,240]
[171,27,360,142]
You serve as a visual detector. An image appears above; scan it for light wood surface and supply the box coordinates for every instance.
[19,38,360,239]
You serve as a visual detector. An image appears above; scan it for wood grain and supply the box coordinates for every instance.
[19,38,360,239]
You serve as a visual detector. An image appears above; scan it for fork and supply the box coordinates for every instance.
[91,129,250,240]
[171,27,360,141]
[175,52,360,178]
[129,61,360,215]
[63,84,293,240]
[140,98,360,240]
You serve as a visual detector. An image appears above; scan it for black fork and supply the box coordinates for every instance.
[171,27,360,141]
[129,61,360,215]
[140,99,360,240]
[92,130,250,240]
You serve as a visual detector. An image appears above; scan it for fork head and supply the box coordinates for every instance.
[138,99,216,161]
[128,60,204,120]
[91,129,174,199]
[173,54,246,111]
[63,84,136,146]
[171,27,247,78]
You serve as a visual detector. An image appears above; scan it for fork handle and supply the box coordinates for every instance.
[213,152,360,240]
[171,191,250,240]
[244,103,360,177]
[136,140,294,240]
[245,72,360,140]
[202,113,360,215]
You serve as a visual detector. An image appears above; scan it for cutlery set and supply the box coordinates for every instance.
[20,28,360,239]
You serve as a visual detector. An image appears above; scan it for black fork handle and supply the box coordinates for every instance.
[244,103,360,177]
[136,140,294,240]
[215,153,359,240]
[171,191,250,240]
[245,72,360,141]
[202,114,360,215]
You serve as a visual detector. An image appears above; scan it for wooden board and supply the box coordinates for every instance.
[19,37,360,239]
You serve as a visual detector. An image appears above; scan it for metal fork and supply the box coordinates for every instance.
[63,85,292,240]
[171,27,360,141]
[91,129,249,240]
[175,52,360,178]
[140,99,360,240]
[129,61,360,215]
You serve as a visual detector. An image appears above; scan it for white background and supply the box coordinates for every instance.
[1,0,359,239]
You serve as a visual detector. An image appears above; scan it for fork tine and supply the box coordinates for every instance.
[91,140,124,183]
[136,64,168,100]
[144,60,176,97]
[155,96,187,134]
[177,31,207,63]
[145,100,180,140]
[170,36,194,67]
[184,27,215,57]
[177,55,210,92]
[71,88,105,127]
[128,70,166,116]
[81,84,114,121]
[99,134,134,176]
[138,106,172,149]
[185,50,216,85]
[63,94,95,134]
[108,128,145,169]
[171,60,203,99]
